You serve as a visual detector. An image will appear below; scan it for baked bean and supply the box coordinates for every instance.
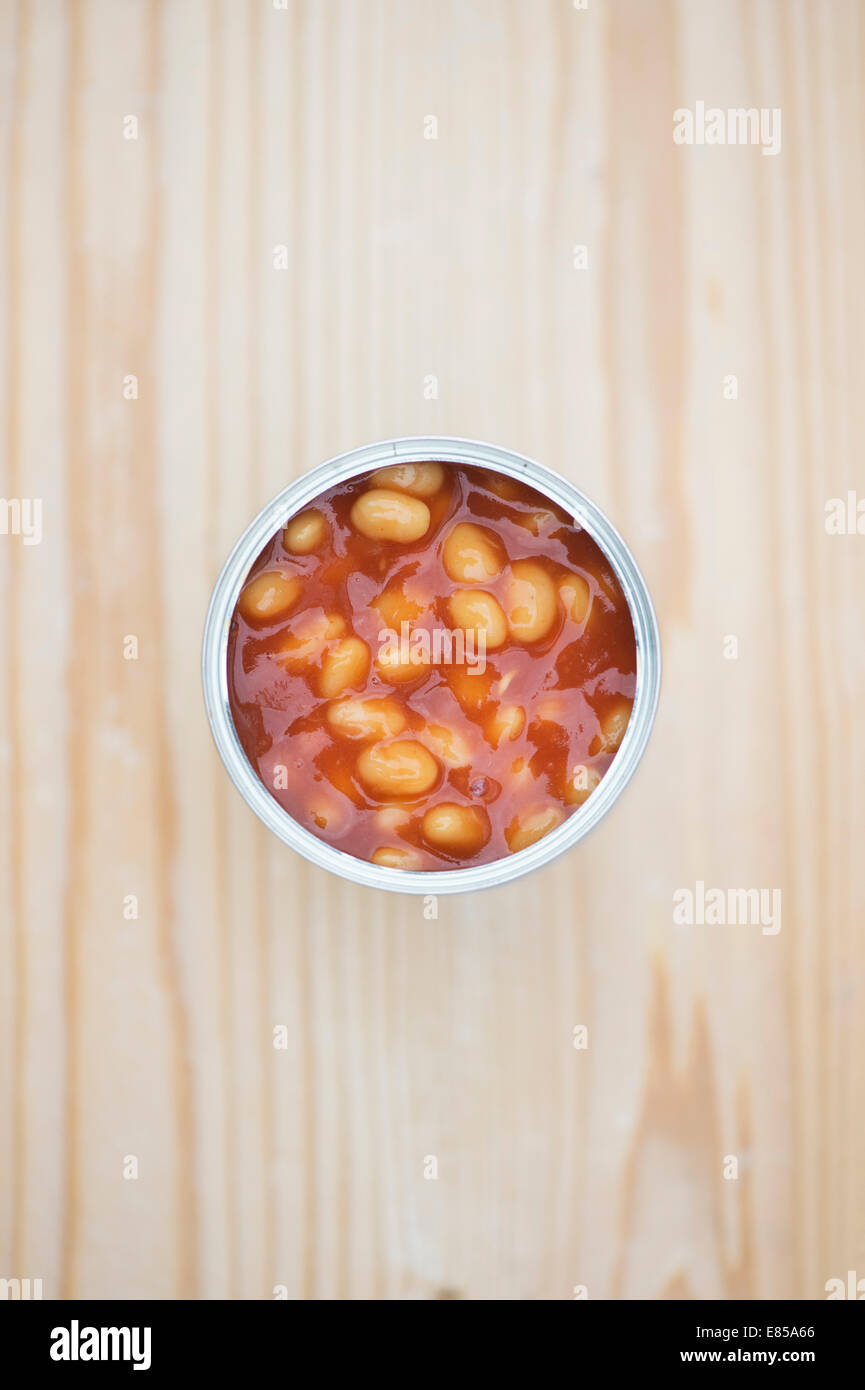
[283,508,326,555]
[558,573,591,624]
[442,522,505,584]
[374,644,432,684]
[317,636,370,699]
[448,589,508,649]
[238,570,301,625]
[509,757,535,792]
[590,697,632,755]
[564,764,601,806]
[371,461,445,498]
[277,611,346,672]
[481,470,522,500]
[421,802,490,856]
[447,663,494,712]
[350,488,430,542]
[229,460,639,869]
[505,805,564,853]
[536,695,567,723]
[504,560,558,642]
[372,583,423,630]
[487,703,525,748]
[371,845,423,869]
[515,509,557,536]
[326,697,406,740]
[424,723,472,767]
[357,740,440,798]
[374,805,411,833]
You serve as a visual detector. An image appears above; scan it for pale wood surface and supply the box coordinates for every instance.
[1,0,864,1300]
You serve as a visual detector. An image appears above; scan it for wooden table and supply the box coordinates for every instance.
[1,0,863,1300]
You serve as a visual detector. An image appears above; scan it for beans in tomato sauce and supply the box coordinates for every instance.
[227,462,637,870]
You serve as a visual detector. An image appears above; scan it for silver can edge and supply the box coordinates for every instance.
[201,436,662,895]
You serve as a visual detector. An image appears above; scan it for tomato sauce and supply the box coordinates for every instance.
[227,462,637,871]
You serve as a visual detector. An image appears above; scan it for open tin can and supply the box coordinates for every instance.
[202,436,661,894]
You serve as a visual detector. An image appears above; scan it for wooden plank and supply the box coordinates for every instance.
[1,0,863,1300]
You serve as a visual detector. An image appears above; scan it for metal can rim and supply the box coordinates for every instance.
[201,436,661,895]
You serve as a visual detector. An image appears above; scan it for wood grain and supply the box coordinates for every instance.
[1,0,864,1300]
